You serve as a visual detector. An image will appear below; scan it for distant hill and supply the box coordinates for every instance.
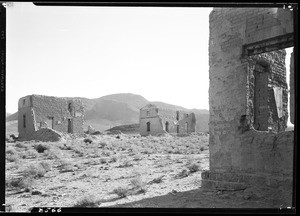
[6,93,209,133]
[6,112,18,122]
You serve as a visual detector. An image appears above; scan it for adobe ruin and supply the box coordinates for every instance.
[139,104,196,136]
[201,7,295,205]
[18,94,84,141]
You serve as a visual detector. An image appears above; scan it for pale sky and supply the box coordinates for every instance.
[6,3,213,114]
[6,3,293,119]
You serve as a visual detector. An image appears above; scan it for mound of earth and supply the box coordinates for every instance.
[105,123,140,134]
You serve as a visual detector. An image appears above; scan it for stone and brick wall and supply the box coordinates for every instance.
[247,50,288,132]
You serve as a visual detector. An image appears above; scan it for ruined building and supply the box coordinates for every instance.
[201,8,295,205]
[18,95,84,141]
[139,104,196,136]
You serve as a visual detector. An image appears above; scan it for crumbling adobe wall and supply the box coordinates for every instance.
[18,95,84,141]
[158,109,193,134]
[140,117,164,136]
[205,8,294,204]
[32,95,84,134]
[140,105,164,136]
[177,113,196,134]
[139,104,196,136]
[202,8,294,205]
[208,7,293,173]
[290,50,294,124]
[18,96,36,138]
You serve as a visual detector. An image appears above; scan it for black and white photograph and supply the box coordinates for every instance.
[2,2,297,213]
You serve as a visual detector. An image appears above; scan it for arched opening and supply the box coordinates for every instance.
[68,102,73,115]
[147,122,150,132]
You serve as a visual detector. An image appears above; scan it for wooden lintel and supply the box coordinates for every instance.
[243,33,294,57]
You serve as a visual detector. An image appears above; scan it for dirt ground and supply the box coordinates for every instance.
[5,133,292,212]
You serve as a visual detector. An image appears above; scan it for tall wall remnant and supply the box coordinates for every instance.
[139,104,196,136]
[202,8,294,205]
[290,50,294,124]
[18,95,84,141]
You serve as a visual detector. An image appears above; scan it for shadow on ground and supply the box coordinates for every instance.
[107,188,281,209]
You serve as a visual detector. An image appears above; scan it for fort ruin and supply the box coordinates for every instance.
[201,7,295,205]
[139,104,196,136]
[18,95,84,141]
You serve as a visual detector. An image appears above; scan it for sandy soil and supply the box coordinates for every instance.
[5,133,289,212]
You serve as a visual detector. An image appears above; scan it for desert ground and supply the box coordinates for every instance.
[5,132,289,212]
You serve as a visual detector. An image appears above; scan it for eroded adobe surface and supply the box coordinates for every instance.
[203,8,294,205]
[18,95,84,141]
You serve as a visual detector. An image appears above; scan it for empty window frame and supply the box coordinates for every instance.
[23,114,26,128]
[176,111,179,121]
[165,121,169,132]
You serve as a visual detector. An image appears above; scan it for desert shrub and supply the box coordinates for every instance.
[130,177,147,193]
[23,164,47,178]
[98,142,107,148]
[6,147,17,155]
[174,169,189,179]
[73,196,99,208]
[15,142,27,149]
[58,158,74,171]
[133,154,142,161]
[102,150,111,157]
[43,149,60,159]
[39,161,52,172]
[59,143,73,150]
[83,138,93,144]
[117,159,133,168]
[141,148,151,154]
[130,177,144,188]
[173,148,182,154]
[187,163,200,173]
[100,158,107,164]
[112,186,129,198]
[110,156,117,163]
[20,150,38,159]
[6,154,19,162]
[147,175,164,184]
[73,147,84,156]
[6,176,34,191]
[34,143,50,153]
